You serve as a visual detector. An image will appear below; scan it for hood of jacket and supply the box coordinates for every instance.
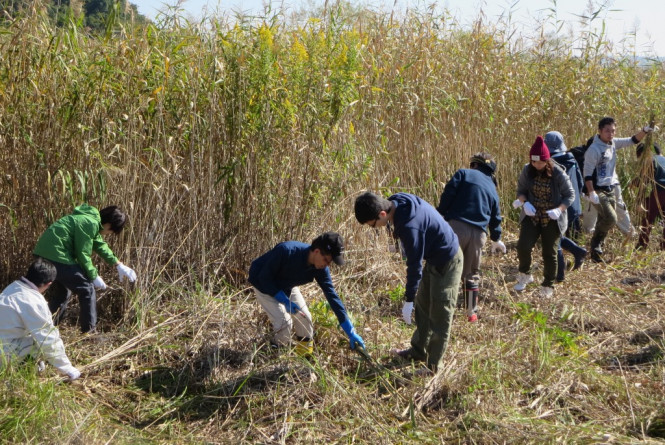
[390,193,418,228]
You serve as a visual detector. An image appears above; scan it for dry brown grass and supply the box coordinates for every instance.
[8,219,655,443]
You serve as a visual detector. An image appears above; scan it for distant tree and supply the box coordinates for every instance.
[48,0,76,27]
[0,0,148,30]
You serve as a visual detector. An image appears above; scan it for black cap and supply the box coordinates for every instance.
[470,153,497,174]
[311,232,345,265]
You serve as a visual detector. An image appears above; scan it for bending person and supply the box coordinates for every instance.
[33,204,137,333]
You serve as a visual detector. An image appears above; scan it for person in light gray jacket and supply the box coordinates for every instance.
[0,258,80,380]
[584,117,656,262]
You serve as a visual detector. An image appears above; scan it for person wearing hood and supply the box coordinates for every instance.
[33,204,137,333]
[355,192,462,371]
[437,152,505,323]
[584,117,655,262]
[513,136,575,298]
[0,257,81,380]
[543,131,588,280]
[248,232,364,355]
[634,142,665,250]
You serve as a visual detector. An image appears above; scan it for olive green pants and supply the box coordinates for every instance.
[410,248,463,370]
[593,188,618,234]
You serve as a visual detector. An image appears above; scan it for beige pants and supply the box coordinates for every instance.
[254,287,313,346]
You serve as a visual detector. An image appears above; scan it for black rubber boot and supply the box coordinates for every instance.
[590,231,606,263]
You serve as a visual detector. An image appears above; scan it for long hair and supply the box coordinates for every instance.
[527,159,555,179]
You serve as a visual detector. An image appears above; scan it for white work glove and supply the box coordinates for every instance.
[588,191,600,205]
[491,240,507,254]
[642,124,659,133]
[402,301,414,325]
[546,208,562,220]
[116,263,137,283]
[523,202,536,216]
[60,365,81,380]
[92,276,107,290]
[512,199,523,209]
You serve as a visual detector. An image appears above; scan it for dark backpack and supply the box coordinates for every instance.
[568,136,595,194]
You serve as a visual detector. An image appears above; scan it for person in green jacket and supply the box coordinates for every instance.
[33,204,137,333]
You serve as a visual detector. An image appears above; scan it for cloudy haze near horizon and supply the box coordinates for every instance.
[131,0,663,57]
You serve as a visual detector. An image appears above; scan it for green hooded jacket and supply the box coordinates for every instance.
[33,204,119,280]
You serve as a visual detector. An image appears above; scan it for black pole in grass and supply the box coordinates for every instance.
[354,345,413,392]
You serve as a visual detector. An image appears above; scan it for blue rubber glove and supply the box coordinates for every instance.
[340,319,365,350]
[274,290,301,314]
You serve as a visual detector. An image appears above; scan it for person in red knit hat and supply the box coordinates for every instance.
[512,136,575,298]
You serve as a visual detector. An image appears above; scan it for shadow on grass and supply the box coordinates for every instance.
[132,344,313,425]
[602,344,663,370]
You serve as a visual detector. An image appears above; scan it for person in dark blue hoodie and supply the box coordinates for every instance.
[248,232,364,355]
[544,131,588,280]
[437,152,505,323]
[355,192,462,371]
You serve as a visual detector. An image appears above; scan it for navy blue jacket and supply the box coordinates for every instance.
[390,193,459,302]
[248,241,349,324]
[552,152,583,221]
[437,168,502,241]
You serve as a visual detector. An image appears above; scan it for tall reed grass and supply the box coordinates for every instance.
[0,1,663,309]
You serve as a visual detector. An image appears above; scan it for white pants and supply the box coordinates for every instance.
[254,287,313,346]
[582,185,634,236]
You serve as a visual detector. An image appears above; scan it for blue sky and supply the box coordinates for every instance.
[131,0,664,56]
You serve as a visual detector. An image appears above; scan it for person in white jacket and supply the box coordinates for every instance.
[0,258,81,380]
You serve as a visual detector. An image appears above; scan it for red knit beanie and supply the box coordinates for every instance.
[529,135,550,161]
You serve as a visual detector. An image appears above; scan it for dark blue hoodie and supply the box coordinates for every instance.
[389,193,459,302]
[437,168,502,241]
[248,241,349,324]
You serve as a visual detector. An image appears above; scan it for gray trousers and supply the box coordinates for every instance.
[448,219,486,284]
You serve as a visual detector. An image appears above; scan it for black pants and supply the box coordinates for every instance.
[45,260,97,333]
[516,219,561,288]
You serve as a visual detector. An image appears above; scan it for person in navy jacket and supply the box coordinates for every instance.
[248,232,364,355]
[355,192,462,371]
[437,152,505,323]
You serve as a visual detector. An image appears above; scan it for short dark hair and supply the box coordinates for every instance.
[100,206,127,234]
[598,117,615,131]
[470,152,497,174]
[25,257,57,287]
[354,192,392,224]
[636,142,662,157]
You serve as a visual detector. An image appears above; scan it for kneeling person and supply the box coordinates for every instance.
[0,258,81,380]
[248,232,364,354]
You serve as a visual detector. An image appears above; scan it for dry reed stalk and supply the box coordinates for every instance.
[77,313,183,372]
